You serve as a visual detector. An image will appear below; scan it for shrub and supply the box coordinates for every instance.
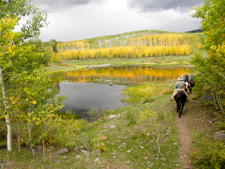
[192,137,225,169]
[124,111,138,126]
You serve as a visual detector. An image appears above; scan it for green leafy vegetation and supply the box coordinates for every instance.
[0,0,62,153]
[192,0,225,113]
[190,1,225,168]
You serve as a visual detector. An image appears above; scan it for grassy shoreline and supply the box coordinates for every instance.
[48,55,193,73]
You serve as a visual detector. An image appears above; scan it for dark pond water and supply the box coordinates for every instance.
[57,82,126,118]
[54,65,192,117]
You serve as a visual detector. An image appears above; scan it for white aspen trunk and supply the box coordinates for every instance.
[16,118,21,152]
[0,68,12,151]
[28,114,35,155]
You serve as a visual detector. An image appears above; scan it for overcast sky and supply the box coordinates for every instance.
[32,0,202,42]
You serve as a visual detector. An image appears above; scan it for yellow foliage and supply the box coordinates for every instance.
[31,100,37,105]
[60,45,191,60]
[56,33,200,60]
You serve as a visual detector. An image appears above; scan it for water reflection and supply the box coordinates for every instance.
[54,66,192,116]
[52,66,192,84]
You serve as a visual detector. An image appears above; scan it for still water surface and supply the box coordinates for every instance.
[54,66,192,117]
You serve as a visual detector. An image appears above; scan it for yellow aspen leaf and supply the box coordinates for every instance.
[31,100,37,104]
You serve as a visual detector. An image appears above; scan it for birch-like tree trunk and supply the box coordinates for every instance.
[0,68,12,151]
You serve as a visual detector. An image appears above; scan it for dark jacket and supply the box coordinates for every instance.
[185,75,189,83]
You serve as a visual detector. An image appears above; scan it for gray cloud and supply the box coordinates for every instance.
[33,0,102,12]
[128,0,202,12]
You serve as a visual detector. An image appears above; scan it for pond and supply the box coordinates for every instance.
[57,82,126,118]
[53,65,192,117]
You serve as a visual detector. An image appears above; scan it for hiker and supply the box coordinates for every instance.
[170,76,188,102]
[189,73,194,81]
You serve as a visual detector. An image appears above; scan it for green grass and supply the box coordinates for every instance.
[123,83,169,103]
[0,81,183,168]
[48,55,193,73]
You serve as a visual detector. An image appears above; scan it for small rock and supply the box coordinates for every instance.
[127,161,130,164]
[174,143,178,146]
[199,96,213,102]
[94,158,100,162]
[113,156,116,159]
[101,136,108,140]
[147,133,149,136]
[105,124,116,129]
[107,114,121,119]
[127,150,131,153]
[62,156,67,159]
[214,131,225,141]
[76,155,80,158]
[144,157,148,160]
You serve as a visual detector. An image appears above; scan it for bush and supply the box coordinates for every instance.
[192,138,225,169]
[124,111,138,126]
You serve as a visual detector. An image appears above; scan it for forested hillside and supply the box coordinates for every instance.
[47,30,204,61]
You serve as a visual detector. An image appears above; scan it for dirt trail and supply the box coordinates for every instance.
[174,98,194,169]
[175,111,193,168]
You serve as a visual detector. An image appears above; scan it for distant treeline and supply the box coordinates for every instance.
[50,31,203,61]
